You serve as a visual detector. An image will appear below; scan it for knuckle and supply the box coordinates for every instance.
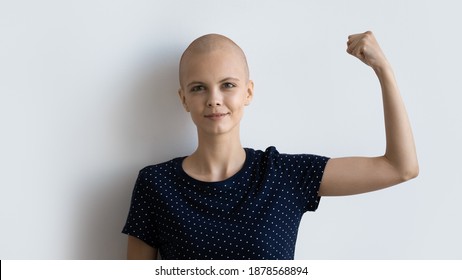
[363,33,372,41]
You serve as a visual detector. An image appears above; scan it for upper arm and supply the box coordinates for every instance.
[127,235,158,260]
[319,156,414,196]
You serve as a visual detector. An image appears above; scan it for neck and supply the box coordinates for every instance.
[184,130,246,182]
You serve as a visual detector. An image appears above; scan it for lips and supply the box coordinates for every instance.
[204,112,230,119]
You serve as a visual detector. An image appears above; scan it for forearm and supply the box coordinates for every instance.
[375,64,419,180]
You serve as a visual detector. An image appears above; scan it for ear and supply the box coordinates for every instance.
[178,88,190,112]
[245,80,254,106]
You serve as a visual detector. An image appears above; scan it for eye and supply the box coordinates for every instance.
[190,85,205,92]
[222,82,236,89]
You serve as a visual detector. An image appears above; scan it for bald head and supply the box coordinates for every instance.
[179,34,249,87]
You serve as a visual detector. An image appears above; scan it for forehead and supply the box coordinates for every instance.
[180,48,247,84]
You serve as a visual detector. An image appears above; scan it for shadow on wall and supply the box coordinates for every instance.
[72,46,193,259]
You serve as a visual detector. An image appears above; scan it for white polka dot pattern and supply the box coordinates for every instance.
[122,146,329,259]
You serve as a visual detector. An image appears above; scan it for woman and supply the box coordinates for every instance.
[122,31,419,259]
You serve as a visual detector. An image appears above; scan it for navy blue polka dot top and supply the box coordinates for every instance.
[122,146,329,259]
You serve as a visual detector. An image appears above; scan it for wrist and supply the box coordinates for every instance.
[373,61,393,77]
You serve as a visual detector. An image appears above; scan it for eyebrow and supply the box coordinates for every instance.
[186,77,241,88]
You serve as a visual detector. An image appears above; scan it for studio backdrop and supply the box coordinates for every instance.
[1,0,461,259]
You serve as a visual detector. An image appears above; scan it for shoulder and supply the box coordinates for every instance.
[248,146,328,164]
[137,156,185,181]
[244,146,328,178]
[245,146,279,159]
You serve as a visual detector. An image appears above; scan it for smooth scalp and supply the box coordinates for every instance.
[179,34,249,87]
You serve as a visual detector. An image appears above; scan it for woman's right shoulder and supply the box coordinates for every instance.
[138,156,185,176]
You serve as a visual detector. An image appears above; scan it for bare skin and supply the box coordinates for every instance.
[178,35,253,182]
[126,31,419,259]
[320,31,418,195]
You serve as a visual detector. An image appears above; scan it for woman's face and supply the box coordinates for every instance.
[178,48,253,137]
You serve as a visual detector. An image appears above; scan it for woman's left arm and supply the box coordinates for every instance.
[319,31,419,196]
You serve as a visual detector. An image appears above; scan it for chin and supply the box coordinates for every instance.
[199,124,240,137]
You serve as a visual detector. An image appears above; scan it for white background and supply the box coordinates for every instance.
[1,0,461,259]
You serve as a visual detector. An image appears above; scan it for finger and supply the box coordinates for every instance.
[347,36,362,54]
[348,33,363,40]
[347,31,373,45]
[347,33,363,46]
[348,33,373,55]
[347,32,363,42]
[350,30,373,39]
[346,37,356,48]
[347,31,374,55]
[353,45,365,60]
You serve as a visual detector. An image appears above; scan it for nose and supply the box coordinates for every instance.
[207,87,222,107]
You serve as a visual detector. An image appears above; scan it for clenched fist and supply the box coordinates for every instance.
[347,31,390,71]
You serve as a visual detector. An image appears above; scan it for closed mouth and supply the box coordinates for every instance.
[204,113,230,118]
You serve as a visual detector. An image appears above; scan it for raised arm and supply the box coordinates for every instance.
[319,31,419,196]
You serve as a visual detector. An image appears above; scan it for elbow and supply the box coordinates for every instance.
[399,163,419,182]
[384,154,419,182]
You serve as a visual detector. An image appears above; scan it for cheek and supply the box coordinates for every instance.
[185,97,203,110]
[188,109,203,127]
[186,100,206,120]
[229,99,247,119]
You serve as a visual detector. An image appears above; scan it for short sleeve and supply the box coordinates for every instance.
[121,168,159,248]
[265,146,329,213]
[296,154,329,212]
